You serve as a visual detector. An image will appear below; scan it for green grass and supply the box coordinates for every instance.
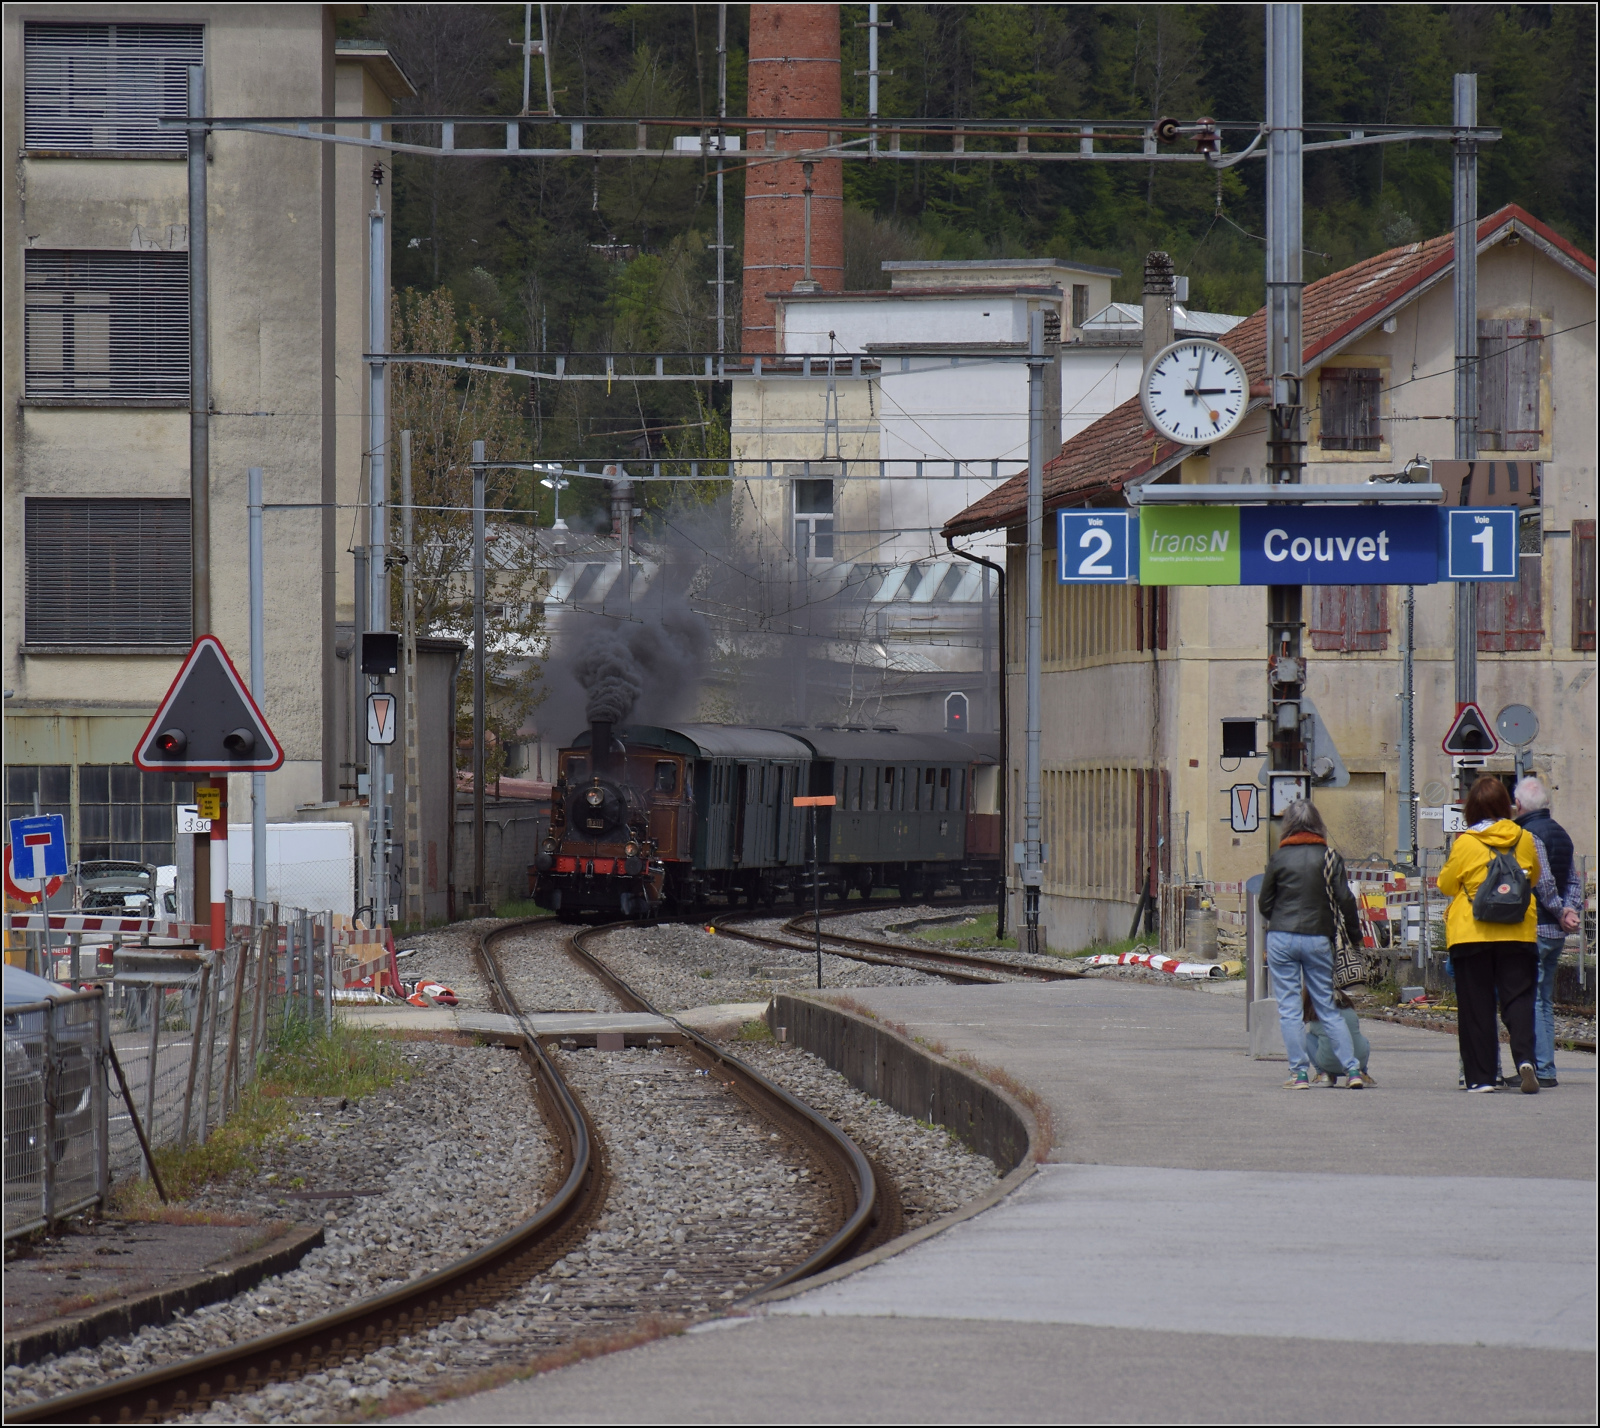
[736,1018,774,1043]
[1060,935,1147,960]
[117,1013,409,1210]
[489,899,554,921]
[909,910,1018,952]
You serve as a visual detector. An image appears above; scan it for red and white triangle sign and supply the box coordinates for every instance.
[1441,702,1498,756]
[134,635,284,772]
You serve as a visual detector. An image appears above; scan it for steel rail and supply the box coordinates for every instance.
[10,929,600,1426]
[705,899,1080,984]
[562,923,893,1285]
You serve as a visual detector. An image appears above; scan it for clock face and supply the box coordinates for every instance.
[1139,339,1249,445]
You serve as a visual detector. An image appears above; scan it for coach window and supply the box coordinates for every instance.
[654,761,677,794]
[939,767,952,810]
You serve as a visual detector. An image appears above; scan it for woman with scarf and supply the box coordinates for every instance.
[1257,800,1366,1089]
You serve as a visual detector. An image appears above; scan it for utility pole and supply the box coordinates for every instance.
[1452,73,1479,799]
[1397,583,1417,865]
[471,440,487,912]
[248,468,267,910]
[368,153,390,928]
[1264,3,1306,853]
[400,431,424,927]
[188,65,209,638]
[1022,308,1045,956]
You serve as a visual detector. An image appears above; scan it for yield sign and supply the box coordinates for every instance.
[134,636,284,773]
[1441,702,1499,756]
[1228,784,1261,833]
[367,692,397,746]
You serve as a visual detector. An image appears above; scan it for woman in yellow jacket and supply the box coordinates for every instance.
[1438,776,1558,1094]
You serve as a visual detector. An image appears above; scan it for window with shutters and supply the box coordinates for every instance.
[1309,585,1389,652]
[24,22,203,156]
[1571,520,1595,652]
[1477,318,1544,452]
[1317,367,1382,451]
[25,251,189,402]
[1477,556,1543,653]
[1072,285,1089,330]
[25,498,192,646]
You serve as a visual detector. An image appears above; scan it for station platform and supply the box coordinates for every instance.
[400,977,1597,1424]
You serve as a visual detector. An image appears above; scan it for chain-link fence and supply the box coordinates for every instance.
[5,897,389,1237]
[4,987,108,1241]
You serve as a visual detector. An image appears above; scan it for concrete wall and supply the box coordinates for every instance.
[453,801,549,911]
[768,992,1034,1174]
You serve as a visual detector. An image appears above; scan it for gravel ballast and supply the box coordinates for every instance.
[2,1039,553,1418]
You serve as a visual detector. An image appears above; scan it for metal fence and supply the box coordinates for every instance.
[4,987,109,1241]
[5,898,389,1239]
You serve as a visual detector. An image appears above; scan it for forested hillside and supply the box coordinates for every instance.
[351,4,1595,524]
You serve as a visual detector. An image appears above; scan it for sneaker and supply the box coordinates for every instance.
[1537,1077,1559,1088]
[1467,1083,1498,1093]
[1282,1072,1311,1089]
[1347,1074,1367,1089]
[1357,1068,1376,1086]
[1518,1062,1540,1095]
[1312,1072,1333,1086]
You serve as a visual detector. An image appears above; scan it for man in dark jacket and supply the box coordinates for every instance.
[1514,777,1582,1086]
[1257,800,1365,1088]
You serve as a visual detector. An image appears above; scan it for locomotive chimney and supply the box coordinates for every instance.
[590,719,614,777]
[741,3,843,352]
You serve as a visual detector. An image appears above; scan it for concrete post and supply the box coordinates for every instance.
[1453,74,1480,782]
[1023,310,1045,955]
[369,150,390,926]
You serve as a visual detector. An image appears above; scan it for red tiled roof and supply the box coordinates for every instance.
[943,205,1595,537]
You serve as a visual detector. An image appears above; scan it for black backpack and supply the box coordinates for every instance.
[1471,844,1532,924]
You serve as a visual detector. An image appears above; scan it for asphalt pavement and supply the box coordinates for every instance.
[401,976,1597,1424]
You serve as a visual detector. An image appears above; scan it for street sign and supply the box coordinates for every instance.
[367,691,397,746]
[1444,508,1519,581]
[1229,784,1261,833]
[1268,772,1309,817]
[4,844,64,904]
[1443,805,1468,834]
[1441,703,1499,756]
[1057,510,1132,583]
[134,635,284,773]
[195,786,222,821]
[8,815,68,880]
[1496,703,1539,747]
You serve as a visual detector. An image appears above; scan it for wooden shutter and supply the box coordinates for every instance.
[1477,556,1543,653]
[1350,585,1389,651]
[25,250,189,401]
[25,498,192,644]
[24,22,203,156]
[1319,367,1381,451]
[1310,586,1349,650]
[1478,318,1544,452]
[1574,520,1597,651]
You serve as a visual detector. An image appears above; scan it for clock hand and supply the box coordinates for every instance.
[1184,387,1230,396]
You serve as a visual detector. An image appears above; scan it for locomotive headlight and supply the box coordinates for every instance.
[541,837,557,854]
[585,788,604,807]
[625,841,641,857]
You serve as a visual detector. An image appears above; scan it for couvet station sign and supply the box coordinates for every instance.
[1057,506,1516,587]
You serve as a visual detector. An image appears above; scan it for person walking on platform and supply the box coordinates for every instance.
[1258,800,1365,1089]
[1513,776,1582,1088]
[1438,776,1559,1095]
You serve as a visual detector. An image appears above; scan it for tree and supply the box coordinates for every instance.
[389,287,547,782]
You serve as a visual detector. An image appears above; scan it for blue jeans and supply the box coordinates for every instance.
[1267,931,1361,1077]
[1534,935,1564,1081]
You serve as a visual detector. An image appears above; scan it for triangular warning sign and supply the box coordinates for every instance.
[1441,702,1499,756]
[134,636,284,773]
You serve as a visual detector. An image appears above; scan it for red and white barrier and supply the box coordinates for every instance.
[1082,950,1230,979]
[5,912,386,946]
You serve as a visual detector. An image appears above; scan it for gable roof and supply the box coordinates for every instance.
[943,205,1595,538]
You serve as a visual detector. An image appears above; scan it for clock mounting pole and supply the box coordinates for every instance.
[1264,2,1307,855]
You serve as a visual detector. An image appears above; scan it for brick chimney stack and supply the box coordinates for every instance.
[741,4,843,353]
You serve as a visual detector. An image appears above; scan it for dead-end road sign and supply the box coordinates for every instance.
[134,635,284,773]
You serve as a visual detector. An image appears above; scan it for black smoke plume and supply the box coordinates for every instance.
[574,596,710,726]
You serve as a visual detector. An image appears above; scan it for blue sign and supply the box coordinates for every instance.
[1238,507,1438,586]
[9,815,68,880]
[1057,510,1132,583]
[1445,507,1519,582]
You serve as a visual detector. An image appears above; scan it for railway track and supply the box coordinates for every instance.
[709,899,1081,985]
[10,920,889,1425]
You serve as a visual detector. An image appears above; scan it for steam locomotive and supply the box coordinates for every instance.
[530,720,1002,921]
